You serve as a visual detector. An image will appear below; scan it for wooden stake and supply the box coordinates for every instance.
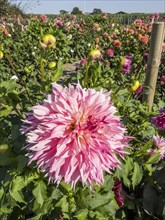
[143,22,165,110]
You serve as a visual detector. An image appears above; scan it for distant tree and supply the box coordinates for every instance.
[116,11,127,14]
[92,8,102,14]
[71,7,82,15]
[0,0,24,17]
[60,10,68,15]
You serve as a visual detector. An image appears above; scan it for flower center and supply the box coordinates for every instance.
[69,115,99,133]
[83,116,98,131]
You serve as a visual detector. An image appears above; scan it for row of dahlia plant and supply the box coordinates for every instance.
[0,13,164,98]
[0,13,165,220]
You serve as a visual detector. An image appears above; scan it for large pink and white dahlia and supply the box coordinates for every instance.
[22,83,131,188]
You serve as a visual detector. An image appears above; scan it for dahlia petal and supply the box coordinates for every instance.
[51,125,66,138]
[32,105,50,115]
[64,157,79,182]
[29,139,51,151]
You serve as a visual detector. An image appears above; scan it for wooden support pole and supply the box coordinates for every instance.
[143,22,165,110]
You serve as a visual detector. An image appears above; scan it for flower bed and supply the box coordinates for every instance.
[0,13,165,220]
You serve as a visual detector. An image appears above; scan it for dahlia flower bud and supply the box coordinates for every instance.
[0,144,8,153]
[2,27,9,36]
[103,32,108,38]
[97,27,101,32]
[93,23,99,30]
[104,60,110,66]
[107,36,111,41]
[40,34,56,49]
[112,39,122,47]
[24,67,31,74]
[63,28,68,33]
[89,49,102,60]
[137,34,142,41]
[0,50,3,59]
[106,49,114,57]
[32,51,36,56]
[114,29,120,34]
[95,38,100,44]
[80,58,86,65]
[48,61,56,69]
[113,32,117,38]
[128,29,135,34]
[129,81,140,92]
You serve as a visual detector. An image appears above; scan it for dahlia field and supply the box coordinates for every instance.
[0,13,165,220]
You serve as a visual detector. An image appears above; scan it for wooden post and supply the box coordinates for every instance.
[143,22,165,110]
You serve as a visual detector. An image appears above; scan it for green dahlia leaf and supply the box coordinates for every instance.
[32,180,47,207]
[131,162,143,189]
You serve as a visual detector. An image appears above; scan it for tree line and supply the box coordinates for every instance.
[60,7,105,15]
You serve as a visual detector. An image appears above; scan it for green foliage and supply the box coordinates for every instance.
[32,180,47,207]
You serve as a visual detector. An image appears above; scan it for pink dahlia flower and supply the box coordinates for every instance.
[153,135,165,160]
[55,19,63,27]
[147,148,156,157]
[75,24,80,29]
[113,179,124,208]
[160,76,165,85]
[106,49,114,57]
[151,13,159,20]
[121,56,132,73]
[21,83,131,189]
[135,85,143,95]
[80,58,86,65]
[40,14,47,23]
[152,109,165,130]
[143,52,148,62]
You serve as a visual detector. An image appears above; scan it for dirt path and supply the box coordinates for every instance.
[63,61,80,74]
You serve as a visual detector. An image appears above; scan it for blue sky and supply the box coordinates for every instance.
[17,0,165,14]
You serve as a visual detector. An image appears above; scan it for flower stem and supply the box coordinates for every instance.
[83,60,89,87]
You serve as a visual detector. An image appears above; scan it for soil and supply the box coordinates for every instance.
[63,61,80,74]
